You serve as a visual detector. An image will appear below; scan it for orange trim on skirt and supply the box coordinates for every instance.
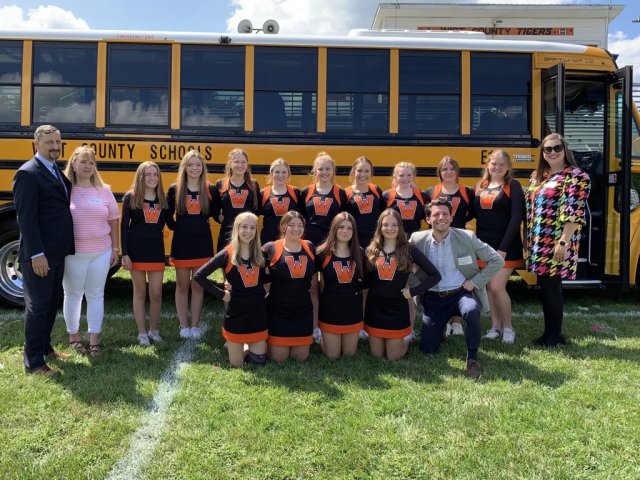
[267,335,313,347]
[478,259,524,269]
[131,262,165,271]
[170,257,212,268]
[319,321,363,335]
[364,325,412,339]
[222,327,268,344]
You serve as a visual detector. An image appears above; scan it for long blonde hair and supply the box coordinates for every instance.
[229,212,264,268]
[391,161,417,189]
[63,146,105,188]
[128,161,168,210]
[348,156,373,184]
[310,151,335,185]
[175,149,209,216]
[479,149,512,188]
[223,148,258,209]
[267,157,291,186]
[366,209,412,272]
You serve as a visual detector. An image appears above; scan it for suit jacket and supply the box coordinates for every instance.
[410,227,504,314]
[13,156,74,261]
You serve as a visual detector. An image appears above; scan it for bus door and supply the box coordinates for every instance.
[542,64,633,287]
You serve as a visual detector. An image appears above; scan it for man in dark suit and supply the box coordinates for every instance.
[13,125,74,376]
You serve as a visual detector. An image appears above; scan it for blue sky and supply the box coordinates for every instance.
[0,1,639,68]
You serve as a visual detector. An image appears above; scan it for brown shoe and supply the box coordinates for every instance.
[47,351,72,361]
[466,359,481,379]
[25,365,60,377]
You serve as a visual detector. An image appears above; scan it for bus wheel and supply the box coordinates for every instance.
[0,220,24,307]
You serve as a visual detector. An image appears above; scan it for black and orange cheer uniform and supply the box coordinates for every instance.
[121,192,168,271]
[263,239,316,346]
[258,185,302,244]
[474,179,525,269]
[316,249,365,335]
[194,245,268,344]
[424,184,475,229]
[364,246,441,339]
[166,183,217,268]
[345,184,383,247]
[382,188,427,237]
[300,184,347,245]
[213,178,259,251]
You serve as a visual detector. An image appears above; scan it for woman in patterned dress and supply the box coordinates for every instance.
[526,133,590,347]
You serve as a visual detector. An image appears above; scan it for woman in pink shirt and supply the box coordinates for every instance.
[62,146,120,357]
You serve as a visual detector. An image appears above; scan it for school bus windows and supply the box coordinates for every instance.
[108,44,170,126]
[326,48,389,132]
[32,42,96,125]
[0,41,22,123]
[254,47,317,132]
[181,45,244,129]
[399,50,460,134]
[471,52,531,134]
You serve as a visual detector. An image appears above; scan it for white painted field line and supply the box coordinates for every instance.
[106,324,208,480]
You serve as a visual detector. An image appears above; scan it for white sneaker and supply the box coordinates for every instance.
[312,327,322,344]
[190,326,203,339]
[445,323,453,337]
[502,328,516,344]
[483,328,502,340]
[138,333,150,346]
[148,330,163,343]
[403,330,419,344]
[358,329,369,341]
[450,322,464,336]
[179,326,191,339]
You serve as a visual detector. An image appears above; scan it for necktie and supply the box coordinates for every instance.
[51,163,68,198]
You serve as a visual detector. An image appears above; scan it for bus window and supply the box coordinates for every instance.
[0,41,22,124]
[181,45,244,129]
[254,47,317,132]
[471,52,531,134]
[108,44,170,126]
[326,48,389,132]
[399,50,460,134]
[32,42,96,124]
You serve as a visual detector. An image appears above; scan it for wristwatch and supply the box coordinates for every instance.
[558,240,567,247]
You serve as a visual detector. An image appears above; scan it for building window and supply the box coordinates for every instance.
[399,50,460,134]
[254,47,317,132]
[32,42,96,124]
[0,41,22,123]
[326,48,389,133]
[471,52,531,134]
[108,44,170,126]
[181,45,244,129]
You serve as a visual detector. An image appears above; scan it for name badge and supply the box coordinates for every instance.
[88,196,103,205]
[458,255,473,266]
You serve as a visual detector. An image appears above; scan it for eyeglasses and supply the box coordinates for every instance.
[542,144,564,154]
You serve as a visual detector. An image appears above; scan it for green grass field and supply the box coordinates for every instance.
[1,271,639,480]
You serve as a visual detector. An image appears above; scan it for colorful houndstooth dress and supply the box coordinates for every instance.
[526,165,591,279]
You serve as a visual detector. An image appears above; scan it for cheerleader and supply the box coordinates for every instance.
[194,212,268,368]
[344,156,383,247]
[300,152,347,245]
[258,158,301,244]
[121,162,169,346]
[213,148,260,251]
[364,209,441,360]
[382,162,427,237]
[263,211,316,362]
[166,150,216,340]
[315,212,365,359]
[474,150,524,344]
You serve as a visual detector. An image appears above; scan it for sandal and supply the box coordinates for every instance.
[89,344,101,358]
[69,340,87,355]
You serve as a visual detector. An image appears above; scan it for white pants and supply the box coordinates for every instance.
[63,247,111,334]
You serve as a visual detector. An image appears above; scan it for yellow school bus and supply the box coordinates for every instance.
[0,28,638,306]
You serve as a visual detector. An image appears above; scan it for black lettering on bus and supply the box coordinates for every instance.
[127,144,135,160]
[481,149,492,164]
[204,146,212,160]
[150,144,158,160]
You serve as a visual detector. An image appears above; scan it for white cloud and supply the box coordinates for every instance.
[0,5,89,29]
[608,32,640,72]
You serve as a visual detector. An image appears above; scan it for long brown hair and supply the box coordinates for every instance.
[348,156,373,184]
[267,157,291,186]
[316,212,363,277]
[229,212,264,267]
[436,156,460,183]
[534,133,577,184]
[479,149,512,188]
[278,210,306,239]
[63,146,105,188]
[175,149,209,216]
[366,209,412,272]
[223,148,259,209]
[128,161,168,210]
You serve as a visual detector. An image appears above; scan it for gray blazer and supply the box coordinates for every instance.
[409,228,504,314]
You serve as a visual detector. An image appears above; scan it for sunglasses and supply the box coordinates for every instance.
[542,144,564,154]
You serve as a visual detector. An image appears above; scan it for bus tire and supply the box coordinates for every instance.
[0,219,24,307]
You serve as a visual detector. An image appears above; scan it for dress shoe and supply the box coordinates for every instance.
[25,365,60,377]
[466,359,481,379]
[47,350,72,361]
